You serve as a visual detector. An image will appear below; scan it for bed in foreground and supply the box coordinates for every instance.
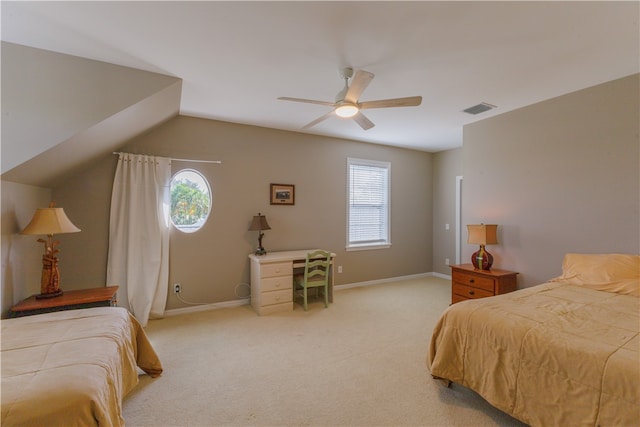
[428,253,639,427]
[1,306,162,426]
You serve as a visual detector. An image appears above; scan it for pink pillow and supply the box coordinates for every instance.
[551,253,639,296]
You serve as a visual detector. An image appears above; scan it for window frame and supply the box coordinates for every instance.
[346,157,391,251]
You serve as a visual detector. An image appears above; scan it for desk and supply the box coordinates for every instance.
[10,286,119,317]
[248,250,336,315]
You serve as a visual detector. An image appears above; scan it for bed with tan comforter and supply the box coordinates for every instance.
[1,307,162,426]
[428,253,639,426]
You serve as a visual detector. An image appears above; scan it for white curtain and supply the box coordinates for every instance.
[106,153,171,326]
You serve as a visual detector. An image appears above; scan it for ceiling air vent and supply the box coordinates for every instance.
[463,102,496,115]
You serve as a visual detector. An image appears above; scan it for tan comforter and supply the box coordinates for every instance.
[1,307,162,426]
[428,282,639,427]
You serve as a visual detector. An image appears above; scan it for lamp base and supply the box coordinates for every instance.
[36,289,64,299]
[255,247,267,256]
[471,245,494,270]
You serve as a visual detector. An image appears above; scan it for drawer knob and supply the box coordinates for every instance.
[469,279,475,283]
[469,290,475,295]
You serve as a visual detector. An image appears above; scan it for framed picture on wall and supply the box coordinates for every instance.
[270,183,295,205]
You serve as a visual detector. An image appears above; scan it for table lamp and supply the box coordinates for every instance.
[467,224,498,270]
[249,213,271,255]
[21,202,81,298]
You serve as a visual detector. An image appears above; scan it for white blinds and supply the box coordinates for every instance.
[347,158,390,247]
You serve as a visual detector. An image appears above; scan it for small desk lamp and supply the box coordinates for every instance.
[467,224,498,270]
[21,202,81,298]
[249,213,271,255]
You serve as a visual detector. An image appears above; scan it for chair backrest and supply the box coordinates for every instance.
[304,250,331,285]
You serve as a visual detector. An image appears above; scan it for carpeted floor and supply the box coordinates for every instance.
[123,276,527,426]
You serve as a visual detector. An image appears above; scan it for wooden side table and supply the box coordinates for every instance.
[450,264,518,304]
[10,286,119,317]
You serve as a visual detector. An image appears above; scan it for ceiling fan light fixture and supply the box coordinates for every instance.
[335,104,359,118]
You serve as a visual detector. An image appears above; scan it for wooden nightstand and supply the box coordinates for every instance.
[10,286,119,317]
[450,264,518,304]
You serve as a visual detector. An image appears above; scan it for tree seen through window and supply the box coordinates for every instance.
[170,169,211,233]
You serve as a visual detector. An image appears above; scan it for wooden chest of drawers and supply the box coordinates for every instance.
[249,259,293,315]
[450,264,518,304]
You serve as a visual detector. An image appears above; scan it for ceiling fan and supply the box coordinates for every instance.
[278,68,422,131]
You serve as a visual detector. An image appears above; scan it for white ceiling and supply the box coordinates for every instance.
[2,1,638,152]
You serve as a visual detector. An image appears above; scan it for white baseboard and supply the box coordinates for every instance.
[162,271,450,317]
[431,272,451,280]
[334,272,437,291]
[163,298,250,317]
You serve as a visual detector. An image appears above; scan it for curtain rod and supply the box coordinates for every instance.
[113,152,222,164]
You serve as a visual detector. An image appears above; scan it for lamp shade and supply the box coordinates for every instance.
[248,213,271,231]
[21,205,81,236]
[467,224,498,245]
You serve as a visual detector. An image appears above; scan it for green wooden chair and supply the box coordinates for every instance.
[293,250,331,311]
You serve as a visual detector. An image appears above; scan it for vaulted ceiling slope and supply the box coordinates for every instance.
[2,1,638,158]
[1,42,182,188]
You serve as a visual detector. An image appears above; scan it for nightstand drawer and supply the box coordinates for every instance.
[261,276,293,292]
[449,264,519,305]
[261,288,292,306]
[452,271,495,293]
[452,283,494,300]
[260,262,291,278]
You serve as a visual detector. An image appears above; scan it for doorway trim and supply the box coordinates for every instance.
[455,175,463,265]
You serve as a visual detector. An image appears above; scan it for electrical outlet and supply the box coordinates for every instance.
[445,258,450,266]
[338,265,343,274]
[173,283,181,294]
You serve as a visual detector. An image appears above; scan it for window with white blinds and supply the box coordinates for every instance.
[347,158,391,250]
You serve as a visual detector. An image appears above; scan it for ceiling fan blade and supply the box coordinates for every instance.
[278,97,335,107]
[353,111,375,130]
[302,111,335,129]
[344,70,374,103]
[359,96,423,110]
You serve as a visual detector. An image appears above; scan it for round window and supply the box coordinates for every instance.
[170,169,212,233]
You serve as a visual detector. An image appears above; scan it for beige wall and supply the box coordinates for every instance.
[51,116,433,310]
[462,73,639,287]
[432,148,462,276]
[0,181,52,316]
[3,67,636,315]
